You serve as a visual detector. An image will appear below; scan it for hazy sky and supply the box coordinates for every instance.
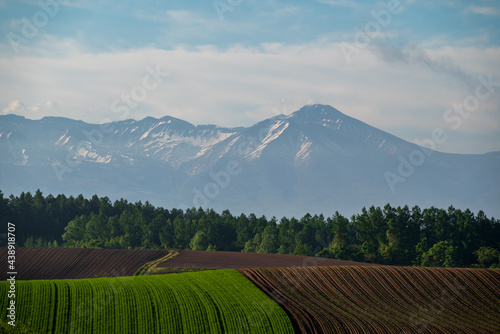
[0,0,499,154]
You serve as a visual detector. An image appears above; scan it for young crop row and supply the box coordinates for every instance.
[0,269,294,333]
[239,266,500,334]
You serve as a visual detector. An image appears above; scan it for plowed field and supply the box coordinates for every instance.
[155,249,375,272]
[0,247,168,280]
[1,247,374,280]
[239,266,500,334]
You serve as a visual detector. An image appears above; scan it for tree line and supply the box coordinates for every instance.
[1,190,499,268]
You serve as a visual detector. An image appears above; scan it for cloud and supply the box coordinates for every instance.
[317,0,358,8]
[464,5,500,16]
[1,100,26,115]
[0,38,498,154]
[165,10,201,23]
[369,43,476,89]
[1,100,59,116]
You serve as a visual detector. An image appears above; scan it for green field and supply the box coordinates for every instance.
[0,270,294,334]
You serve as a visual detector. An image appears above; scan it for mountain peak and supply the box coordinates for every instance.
[289,104,345,122]
[0,105,498,218]
[0,114,26,121]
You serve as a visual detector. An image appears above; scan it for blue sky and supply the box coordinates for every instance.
[0,0,499,153]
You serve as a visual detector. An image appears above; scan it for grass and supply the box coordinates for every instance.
[133,250,179,276]
[0,270,294,334]
[148,266,210,274]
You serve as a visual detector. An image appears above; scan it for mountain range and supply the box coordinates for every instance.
[1,104,499,218]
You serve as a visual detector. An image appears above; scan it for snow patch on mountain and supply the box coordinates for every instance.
[1,104,498,218]
[55,131,70,145]
[245,121,290,160]
[295,139,312,165]
[20,149,29,165]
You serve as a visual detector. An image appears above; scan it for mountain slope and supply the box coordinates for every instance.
[0,104,498,218]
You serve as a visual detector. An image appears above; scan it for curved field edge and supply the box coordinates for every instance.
[155,249,376,270]
[238,266,500,334]
[0,269,294,334]
[134,250,179,276]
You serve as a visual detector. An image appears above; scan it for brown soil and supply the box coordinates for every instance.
[156,249,376,269]
[239,266,500,334]
[0,247,375,280]
[0,247,168,280]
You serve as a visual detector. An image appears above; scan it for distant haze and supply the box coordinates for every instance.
[1,104,498,218]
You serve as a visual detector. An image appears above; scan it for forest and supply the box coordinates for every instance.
[1,190,499,268]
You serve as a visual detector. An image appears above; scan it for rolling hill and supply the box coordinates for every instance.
[1,247,498,333]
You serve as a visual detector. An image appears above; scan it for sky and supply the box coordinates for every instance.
[0,0,499,154]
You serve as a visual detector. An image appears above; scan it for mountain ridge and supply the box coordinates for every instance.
[1,104,498,218]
